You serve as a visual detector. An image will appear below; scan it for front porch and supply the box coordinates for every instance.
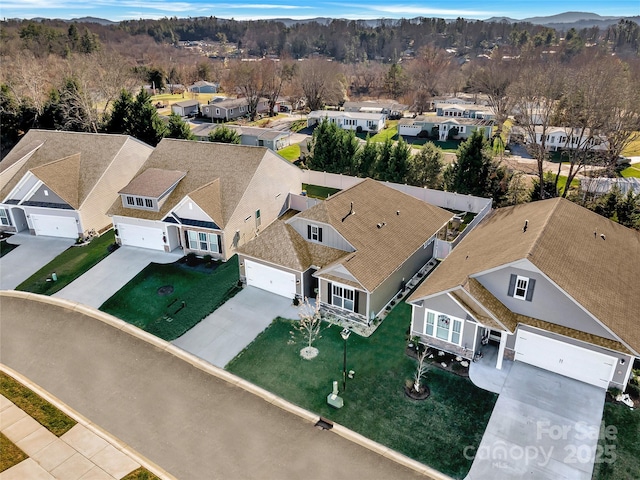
[416,334,473,360]
[468,343,514,394]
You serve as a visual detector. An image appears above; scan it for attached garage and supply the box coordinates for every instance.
[118,224,165,251]
[515,329,616,389]
[31,214,78,238]
[245,260,296,298]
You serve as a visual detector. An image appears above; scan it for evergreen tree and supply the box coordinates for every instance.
[208,125,240,144]
[166,113,195,140]
[407,143,443,188]
[129,89,167,146]
[385,137,410,183]
[39,78,95,132]
[443,129,510,203]
[358,137,378,178]
[373,137,393,180]
[338,129,361,175]
[104,89,135,134]
[307,119,342,172]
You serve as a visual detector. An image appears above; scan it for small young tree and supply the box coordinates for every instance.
[208,125,240,144]
[294,297,323,359]
[413,347,430,393]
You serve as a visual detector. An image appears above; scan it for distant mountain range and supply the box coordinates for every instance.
[19,11,640,29]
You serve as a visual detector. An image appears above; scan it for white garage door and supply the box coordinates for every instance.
[515,330,616,389]
[118,224,165,251]
[31,214,78,238]
[245,260,296,298]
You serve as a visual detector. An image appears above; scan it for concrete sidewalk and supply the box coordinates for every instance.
[0,393,148,480]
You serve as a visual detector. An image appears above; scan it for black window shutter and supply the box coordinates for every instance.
[354,290,359,313]
[217,235,222,254]
[307,224,312,239]
[184,230,190,249]
[326,282,332,303]
[525,278,536,301]
[318,227,323,242]
[507,274,516,297]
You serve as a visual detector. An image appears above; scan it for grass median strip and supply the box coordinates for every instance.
[0,372,76,437]
[121,467,161,480]
[0,432,28,472]
[16,230,116,295]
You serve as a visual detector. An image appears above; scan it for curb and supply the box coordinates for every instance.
[0,291,454,480]
[0,363,177,480]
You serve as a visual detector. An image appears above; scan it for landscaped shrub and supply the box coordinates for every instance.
[185,252,198,266]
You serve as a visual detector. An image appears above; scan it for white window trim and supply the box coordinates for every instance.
[0,208,11,226]
[310,225,320,241]
[187,230,219,253]
[514,275,529,300]
[332,283,355,312]
[423,309,464,346]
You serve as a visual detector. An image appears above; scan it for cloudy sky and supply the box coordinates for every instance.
[0,0,638,22]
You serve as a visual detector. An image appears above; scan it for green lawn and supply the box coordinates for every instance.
[0,433,27,472]
[277,144,301,161]
[0,239,18,258]
[592,402,640,480]
[226,302,497,479]
[620,164,640,178]
[555,175,581,196]
[405,138,460,153]
[100,256,240,341]
[302,183,341,199]
[621,134,640,157]
[0,372,76,437]
[16,231,116,295]
[356,120,399,142]
[289,119,308,132]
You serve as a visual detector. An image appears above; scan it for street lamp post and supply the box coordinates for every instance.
[340,328,351,392]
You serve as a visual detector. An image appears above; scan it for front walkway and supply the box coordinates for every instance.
[53,246,182,308]
[0,395,142,480]
[468,344,513,394]
[465,361,606,480]
[0,233,75,290]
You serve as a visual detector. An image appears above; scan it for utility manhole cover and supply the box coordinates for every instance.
[157,285,174,296]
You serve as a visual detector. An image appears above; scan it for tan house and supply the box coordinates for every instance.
[109,139,302,259]
[238,179,453,322]
[407,198,639,389]
[0,130,153,239]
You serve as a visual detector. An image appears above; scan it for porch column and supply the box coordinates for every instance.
[496,332,507,370]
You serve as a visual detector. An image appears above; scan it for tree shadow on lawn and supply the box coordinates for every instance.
[226,302,497,479]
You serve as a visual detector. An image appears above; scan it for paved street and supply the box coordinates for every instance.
[0,294,427,480]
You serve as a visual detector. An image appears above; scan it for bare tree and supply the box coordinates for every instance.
[413,347,430,393]
[261,59,297,116]
[298,58,343,111]
[406,45,450,113]
[294,296,324,360]
[226,60,262,120]
[509,59,566,199]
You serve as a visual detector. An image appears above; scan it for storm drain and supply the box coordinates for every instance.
[315,417,333,430]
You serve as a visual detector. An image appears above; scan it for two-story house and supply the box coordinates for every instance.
[237,179,452,322]
[0,130,153,239]
[108,139,302,259]
[407,198,639,390]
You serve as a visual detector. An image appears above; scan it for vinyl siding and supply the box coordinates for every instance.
[288,218,354,252]
[174,196,215,223]
[0,149,39,191]
[222,150,302,260]
[3,173,39,202]
[478,264,619,341]
[79,138,153,234]
[28,184,67,205]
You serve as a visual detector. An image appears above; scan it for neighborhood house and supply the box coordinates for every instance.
[399,116,493,141]
[238,178,453,322]
[407,198,639,389]
[201,97,270,121]
[109,138,302,258]
[307,111,386,133]
[0,130,153,239]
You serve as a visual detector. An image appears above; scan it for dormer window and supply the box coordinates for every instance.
[308,224,322,242]
[136,198,144,207]
[122,194,156,211]
[126,196,134,205]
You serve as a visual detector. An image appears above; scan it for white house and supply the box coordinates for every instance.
[307,111,386,133]
[509,126,608,152]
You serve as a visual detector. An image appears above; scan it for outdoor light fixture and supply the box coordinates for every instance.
[340,328,351,392]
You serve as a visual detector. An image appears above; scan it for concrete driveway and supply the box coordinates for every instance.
[53,246,182,308]
[465,361,606,480]
[0,233,75,290]
[0,294,425,480]
[173,286,299,367]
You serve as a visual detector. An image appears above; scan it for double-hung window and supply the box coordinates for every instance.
[332,285,354,311]
[0,208,11,226]
[187,231,219,253]
[423,310,463,345]
[508,274,536,301]
[126,196,134,206]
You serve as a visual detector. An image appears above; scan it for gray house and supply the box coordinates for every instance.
[407,198,639,390]
[201,97,269,121]
[399,116,493,141]
[188,81,220,94]
[238,178,452,321]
